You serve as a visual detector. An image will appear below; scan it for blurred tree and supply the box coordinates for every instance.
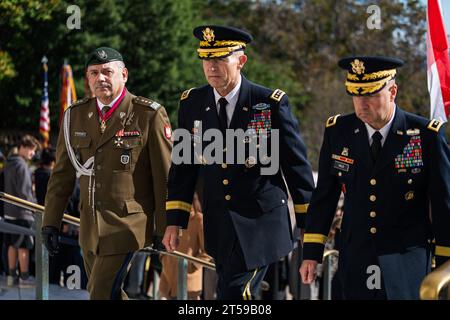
[1,0,441,166]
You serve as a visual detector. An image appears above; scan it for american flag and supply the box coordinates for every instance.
[40,56,50,148]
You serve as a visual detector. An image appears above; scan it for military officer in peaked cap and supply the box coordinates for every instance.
[41,47,172,299]
[163,26,315,299]
[300,56,450,299]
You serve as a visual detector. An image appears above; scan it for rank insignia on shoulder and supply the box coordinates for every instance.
[71,97,90,108]
[134,97,161,110]
[326,114,340,128]
[270,89,286,102]
[427,119,444,132]
[180,88,194,101]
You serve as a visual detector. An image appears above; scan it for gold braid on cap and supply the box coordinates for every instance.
[345,78,391,95]
[362,69,396,80]
[345,69,397,95]
[200,40,247,47]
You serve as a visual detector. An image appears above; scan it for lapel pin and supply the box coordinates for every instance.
[88,112,93,119]
[243,107,248,112]
[354,128,360,134]
[396,130,403,135]
[206,107,211,112]
[120,112,126,119]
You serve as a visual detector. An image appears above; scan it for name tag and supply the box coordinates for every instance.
[334,161,349,172]
[74,131,87,137]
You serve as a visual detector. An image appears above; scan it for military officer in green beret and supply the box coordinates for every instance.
[41,47,173,299]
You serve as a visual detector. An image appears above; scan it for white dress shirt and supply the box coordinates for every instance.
[97,92,122,113]
[365,106,396,147]
[213,75,242,126]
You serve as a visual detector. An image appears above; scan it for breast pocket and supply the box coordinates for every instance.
[72,136,92,163]
[112,137,142,172]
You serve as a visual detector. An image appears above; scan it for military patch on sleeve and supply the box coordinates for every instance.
[427,119,444,132]
[326,114,341,128]
[270,89,286,102]
[133,96,161,110]
[180,88,194,101]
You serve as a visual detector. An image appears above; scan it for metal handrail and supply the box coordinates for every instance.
[0,192,80,226]
[142,247,215,270]
[322,249,339,300]
[0,191,214,269]
[420,260,450,300]
[0,191,215,300]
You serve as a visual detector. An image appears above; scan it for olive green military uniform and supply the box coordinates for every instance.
[43,90,172,299]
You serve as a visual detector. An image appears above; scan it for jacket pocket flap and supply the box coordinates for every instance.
[125,199,151,214]
[256,189,287,213]
[73,136,91,148]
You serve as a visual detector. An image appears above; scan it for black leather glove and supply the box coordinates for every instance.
[41,226,60,256]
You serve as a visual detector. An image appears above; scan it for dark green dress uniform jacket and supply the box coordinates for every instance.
[43,91,172,256]
[166,76,314,270]
[303,107,450,299]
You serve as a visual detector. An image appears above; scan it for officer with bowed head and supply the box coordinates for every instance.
[300,56,450,299]
[163,25,315,299]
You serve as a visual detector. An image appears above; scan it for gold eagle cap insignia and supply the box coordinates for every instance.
[202,27,215,42]
[351,59,365,75]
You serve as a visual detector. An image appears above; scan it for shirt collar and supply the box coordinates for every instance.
[213,74,241,107]
[365,105,396,145]
[97,91,123,111]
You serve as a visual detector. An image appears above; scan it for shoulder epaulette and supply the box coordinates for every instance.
[133,96,161,110]
[427,119,444,132]
[180,88,195,101]
[70,97,90,108]
[270,89,286,102]
[326,114,341,128]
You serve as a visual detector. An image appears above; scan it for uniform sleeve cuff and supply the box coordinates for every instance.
[295,214,306,229]
[166,210,190,229]
[303,243,325,263]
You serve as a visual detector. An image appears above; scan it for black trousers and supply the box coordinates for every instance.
[215,239,268,300]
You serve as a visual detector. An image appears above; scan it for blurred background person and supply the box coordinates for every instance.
[3,134,40,287]
[34,147,87,288]
[159,192,212,300]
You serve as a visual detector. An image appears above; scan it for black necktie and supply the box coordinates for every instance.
[102,106,111,116]
[371,131,383,162]
[218,97,228,132]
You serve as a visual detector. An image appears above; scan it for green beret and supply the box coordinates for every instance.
[85,47,123,69]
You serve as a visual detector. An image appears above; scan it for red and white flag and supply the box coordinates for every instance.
[427,0,450,122]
